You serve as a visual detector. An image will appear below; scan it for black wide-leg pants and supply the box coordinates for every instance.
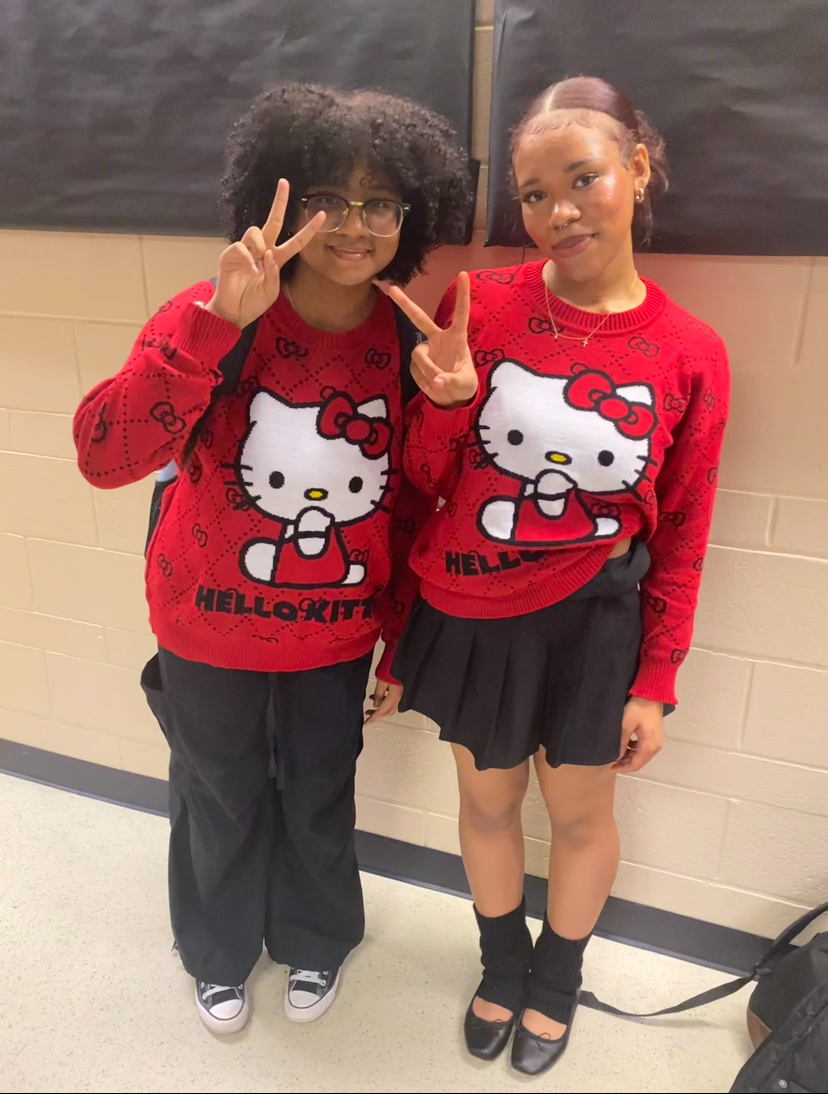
[141,648,371,985]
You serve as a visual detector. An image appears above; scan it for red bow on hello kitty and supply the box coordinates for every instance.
[318,392,391,459]
[564,368,656,440]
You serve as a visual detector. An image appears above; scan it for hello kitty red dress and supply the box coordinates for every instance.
[404,263,730,707]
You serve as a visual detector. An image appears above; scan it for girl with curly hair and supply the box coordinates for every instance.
[73,83,471,1033]
[389,77,729,1075]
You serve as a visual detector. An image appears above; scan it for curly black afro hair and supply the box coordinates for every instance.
[221,83,474,286]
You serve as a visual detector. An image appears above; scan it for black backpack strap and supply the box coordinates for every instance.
[580,975,755,1020]
[207,277,258,396]
[392,300,425,406]
[755,899,828,966]
[146,280,258,550]
[580,899,828,1022]
[180,279,258,464]
[209,314,259,396]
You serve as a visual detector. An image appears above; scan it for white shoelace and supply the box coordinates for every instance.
[290,969,327,988]
[200,983,241,1001]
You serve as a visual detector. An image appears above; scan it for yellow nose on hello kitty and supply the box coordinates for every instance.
[545,451,572,465]
[304,488,329,501]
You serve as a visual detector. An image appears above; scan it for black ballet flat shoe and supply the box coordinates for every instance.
[510,995,579,1076]
[464,998,517,1061]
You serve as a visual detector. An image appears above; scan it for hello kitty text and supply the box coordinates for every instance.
[194,585,376,625]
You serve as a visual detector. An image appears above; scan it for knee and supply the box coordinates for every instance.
[460,793,524,834]
[549,809,616,851]
[175,754,268,808]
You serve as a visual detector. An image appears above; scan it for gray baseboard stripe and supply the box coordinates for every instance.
[1,737,770,977]
[1,738,169,815]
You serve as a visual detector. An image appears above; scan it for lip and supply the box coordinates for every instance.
[552,233,596,257]
[328,245,372,262]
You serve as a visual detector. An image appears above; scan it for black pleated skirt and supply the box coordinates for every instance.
[393,544,650,771]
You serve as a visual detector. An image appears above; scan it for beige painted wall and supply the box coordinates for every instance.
[2,1,827,938]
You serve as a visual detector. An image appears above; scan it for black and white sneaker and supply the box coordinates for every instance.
[284,967,341,1023]
[195,981,249,1034]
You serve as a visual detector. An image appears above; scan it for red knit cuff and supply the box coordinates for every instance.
[376,642,401,686]
[630,658,679,707]
[419,386,483,442]
[177,302,243,370]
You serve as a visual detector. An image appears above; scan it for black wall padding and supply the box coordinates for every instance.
[0,0,474,236]
[486,0,828,256]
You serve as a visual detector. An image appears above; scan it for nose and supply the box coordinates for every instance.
[304,487,329,501]
[548,202,580,230]
[545,451,572,465]
[336,204,370,236]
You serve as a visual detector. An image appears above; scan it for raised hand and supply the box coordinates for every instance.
[206,179,325,329]
[385,271,478,407]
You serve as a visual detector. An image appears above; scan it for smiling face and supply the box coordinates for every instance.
[291,165,404,288]
[514,112,650,284]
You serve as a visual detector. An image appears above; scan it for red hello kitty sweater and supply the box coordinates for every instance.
[405,263,730,706]
[73,283,430,682]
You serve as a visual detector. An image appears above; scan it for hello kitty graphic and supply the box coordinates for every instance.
[476,360,657,547]
[236,388,392,588]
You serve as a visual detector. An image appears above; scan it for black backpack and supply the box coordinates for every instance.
[145,284,421,552]
[582,901,828,1093]
[730,902,828,1094]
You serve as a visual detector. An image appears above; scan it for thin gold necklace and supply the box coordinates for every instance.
[543,271,642,348]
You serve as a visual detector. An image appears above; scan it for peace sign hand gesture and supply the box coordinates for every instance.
[206,179,326,329]
[386,271,478,408]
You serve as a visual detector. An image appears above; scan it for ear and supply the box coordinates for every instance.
[631,142,651,192]
[249,389,290,424]
[489,360,529,391]
[617,382,655,407]
[359,396,389,420]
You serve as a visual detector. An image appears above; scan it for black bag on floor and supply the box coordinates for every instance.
[144,285,421,553]
[582,900,828,1094]
[730,901,828,1094]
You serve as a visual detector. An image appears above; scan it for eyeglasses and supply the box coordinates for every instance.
[300,194,411,237]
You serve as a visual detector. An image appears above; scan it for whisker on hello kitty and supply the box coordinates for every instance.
[621,477,652,500]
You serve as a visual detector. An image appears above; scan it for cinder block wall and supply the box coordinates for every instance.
[2,0,827,937]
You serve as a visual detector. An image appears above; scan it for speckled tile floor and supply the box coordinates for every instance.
[1,772,751,1093]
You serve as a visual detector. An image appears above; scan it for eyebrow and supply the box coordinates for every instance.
[564,159,593,174]
[517,160,596,189]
